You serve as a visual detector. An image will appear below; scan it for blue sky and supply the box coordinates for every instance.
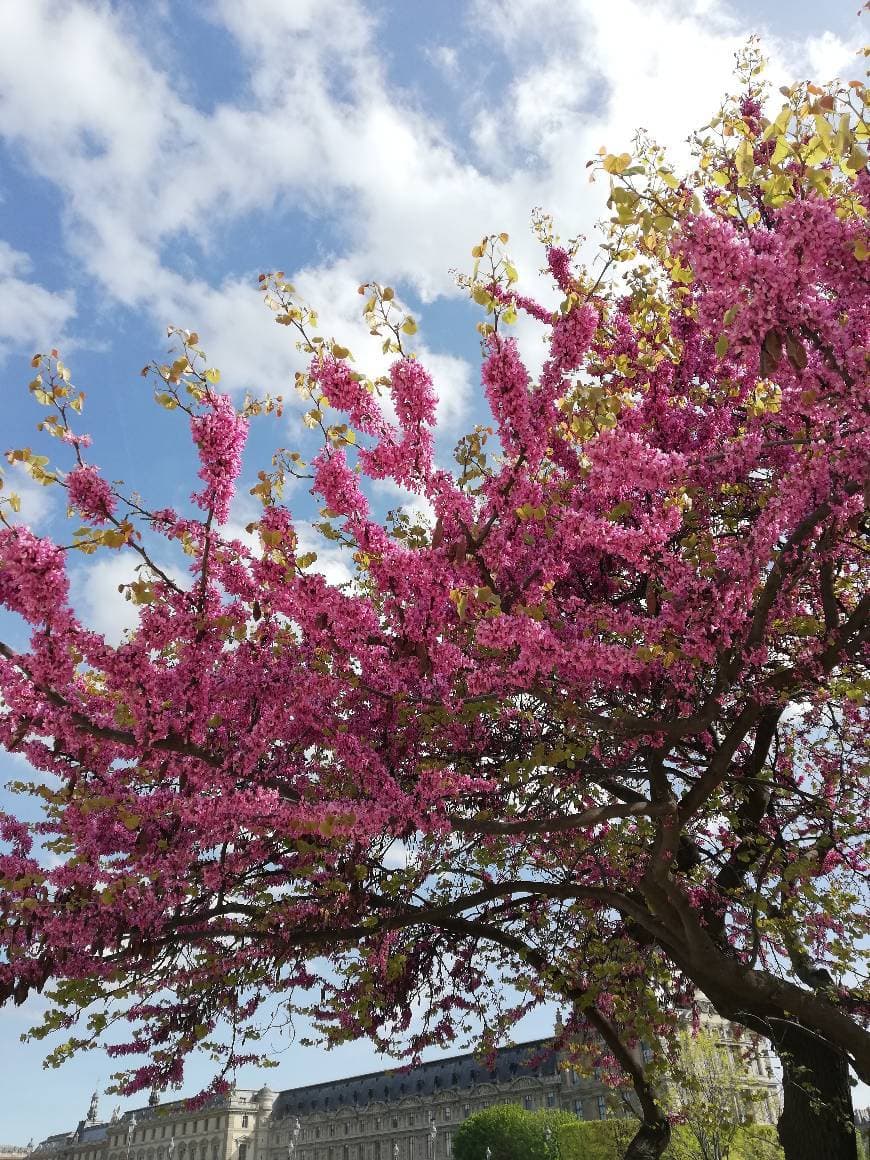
[0,0,865,1145]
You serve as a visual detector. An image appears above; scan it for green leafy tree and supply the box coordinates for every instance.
[556,1119,643,1160]
[453,1105,553,1160]
[456,1107,646,1160]
[665,1029,775,1160]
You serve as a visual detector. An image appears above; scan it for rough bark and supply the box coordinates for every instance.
[771,1020,858,1160]
[624,1117,672,1160]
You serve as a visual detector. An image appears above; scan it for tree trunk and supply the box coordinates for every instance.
[771,1020,858,1160]
[624,1116,671,1160]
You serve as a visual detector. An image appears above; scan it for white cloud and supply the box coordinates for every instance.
[70,550,187,645]
[425,45,460,80]
[2,461,59,531]
[0,241,76,362]
[371,480,436,527]
[800,31,860,82]
[0,0,856,424]
[225,487,356,589]
[295,522,355,588]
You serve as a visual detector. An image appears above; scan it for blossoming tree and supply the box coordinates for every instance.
[1,49,867,1160]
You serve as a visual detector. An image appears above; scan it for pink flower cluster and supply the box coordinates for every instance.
[66,464,116,524]
[548,303,598,373]
[0,527,68,624]
[481,335,544,462]
[313,447,370,518]
[190,394,248,524]
[546,246,574,291]
[312,358,383,433]
[389,358,437,429]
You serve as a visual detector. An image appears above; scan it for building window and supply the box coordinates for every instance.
[462,1106,469,1119]
[596,1097,607,1121]
[523,1097,532,1110]
[573,1099,583,1116]
[239,1148,247,1160]
[546,1092,556,1108]
[241,1118,249,1129]
[443,1108,451,1121]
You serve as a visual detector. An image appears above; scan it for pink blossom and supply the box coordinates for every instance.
[67,464,116,523]
[481,335,545,462]
[190,394,248,523]
[547,246,574,291]
[0,527,68,623]
[548,303,598,373]
[313,447,370,518]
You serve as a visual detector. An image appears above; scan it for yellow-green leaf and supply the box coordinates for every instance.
[770,136,791,166]
[602,152,632,175]
[845,144,869,172]
[735,138,755,178]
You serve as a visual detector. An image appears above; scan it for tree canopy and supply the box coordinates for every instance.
[0,43,867,1160]
[453,1104,577,1160]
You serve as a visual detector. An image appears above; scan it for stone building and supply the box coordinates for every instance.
[29,1028,780,1160]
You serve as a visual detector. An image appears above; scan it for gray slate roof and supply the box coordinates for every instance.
[272,1039,556,1119]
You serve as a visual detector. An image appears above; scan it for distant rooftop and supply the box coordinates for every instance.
[273,1039,557,1119]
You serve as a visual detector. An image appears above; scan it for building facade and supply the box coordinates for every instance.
[29,1028,780,1160]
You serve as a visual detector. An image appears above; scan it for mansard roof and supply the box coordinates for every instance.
[32,1135,74,1153]
[74,1126,109,1145]
[273,1039,558,1119]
